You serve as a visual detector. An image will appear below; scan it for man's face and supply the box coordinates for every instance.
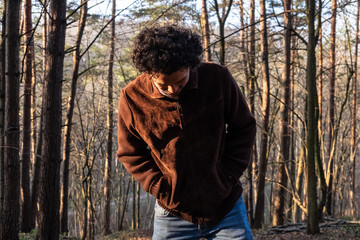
[151,68,190,99]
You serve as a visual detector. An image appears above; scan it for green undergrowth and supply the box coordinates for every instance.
[99,230,153,240]
[19,229,79,240]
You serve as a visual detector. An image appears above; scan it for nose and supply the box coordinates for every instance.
[168,85,180,94]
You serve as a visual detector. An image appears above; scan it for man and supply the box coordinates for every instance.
[117,25,256,239]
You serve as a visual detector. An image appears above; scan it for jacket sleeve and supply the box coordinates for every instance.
[117,89,169,199]
[222,67,256,180]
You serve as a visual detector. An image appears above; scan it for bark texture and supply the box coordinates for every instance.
[103,0,115,235]
[253,0,270,229]
[30,2,47,228]
[21,0,33,232]
[306,0,320,234]
[350,0,359,217]
[273,0,292,226]
[0,0,6,220]
[0,0,21,239]
[37,0,67,238]
[326,0,337,216]
[60,0,87,233]
[201,0,212,62]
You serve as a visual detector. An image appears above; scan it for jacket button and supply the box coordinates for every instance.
[228,175,233,180]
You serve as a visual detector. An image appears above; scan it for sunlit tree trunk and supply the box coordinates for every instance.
[238,0,249,89]
[244,0,256,223]
[253,0,270,229]
[292,127,305,222]
[37,0,67,238]
[326,0,337,216]
[273,0,292,226]
[0,0,21,239]
[350,0,359,217]
[201,0,211,62]
[306,0,320,233]
[318,0,324,167]
[313,0,327,220]
[30,2,47,229]
[60,0,88,233]
[288,13,296,221]
[21,0,33,232]
[103,0,115,235]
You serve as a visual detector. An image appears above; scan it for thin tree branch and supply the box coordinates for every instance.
[79,0,139,59]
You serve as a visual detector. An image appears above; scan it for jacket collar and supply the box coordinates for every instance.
[147,67,199,99]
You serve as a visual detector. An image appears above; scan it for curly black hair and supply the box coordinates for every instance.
[132,25,203,74]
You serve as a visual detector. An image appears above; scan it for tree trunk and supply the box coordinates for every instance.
[350,0,359,217]
[0,0,21,239]
[132,177,136,229]
[318,0,324,166]
[273,0,292,226]
[306,0,320,233]
[60,0,88,233]
[119,178,131,230]
[238,0,249,93]
[245,0,256,223]
[326,0,337,216]
[37,0,67,238]
[137,182,141,228]
[103,0,115,235]
[0,0,6,220]
[253,0,270,229]
[292,127,305,223]
[287,15,296,221]
[30,106,43,229]
[30,2,47,229]
[201,0,211,62]
[214,0,233,65]
[116,166,123,231]
[21,0,33,232]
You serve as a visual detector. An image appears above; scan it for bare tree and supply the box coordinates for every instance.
[243,0,256,223]
[253,0,270,229]
[0,0,6,220]
[213,0,233,65]
[318,0,324,165]
[273,0,292,226]
[306,0,320,234]
[326,0,337,216]
[37,0,67,238]
[60,0,88,233]
[238,0,249,84]
[201,0,212,61]
[0,0,21,239]
[30,1,47,229]
[103,0,115,235]
[350,0,359,217]
[21,0,33,232]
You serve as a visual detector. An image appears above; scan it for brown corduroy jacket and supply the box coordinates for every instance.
[117,62,256,226]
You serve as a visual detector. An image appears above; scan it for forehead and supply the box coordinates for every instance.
[153,68,189,84]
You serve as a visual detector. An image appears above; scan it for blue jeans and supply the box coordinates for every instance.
[152,196,253,240]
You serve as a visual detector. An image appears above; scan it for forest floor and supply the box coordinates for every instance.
[20,220,360,240]
[97,224,360,240]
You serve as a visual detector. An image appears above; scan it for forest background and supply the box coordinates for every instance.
[0,0,359,239]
